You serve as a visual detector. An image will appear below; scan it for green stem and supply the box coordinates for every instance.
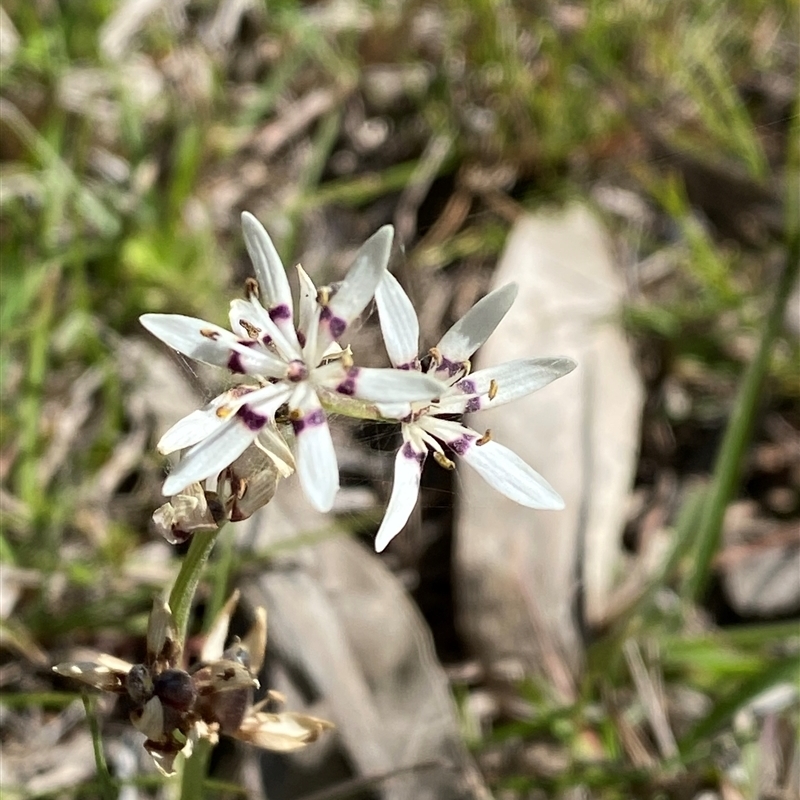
[83,693,116,800]
[168,527,220,649]
[180,735,213,800]
[318,387,394,422]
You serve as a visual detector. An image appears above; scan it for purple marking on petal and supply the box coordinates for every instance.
[456,378,477,393]
[465,397,481,413]
[236,404,268,431]
[397,359,421,371]
[291,408,326,434]
[269,304,292,322]
[296,330,306,348]
[438,357,463,377]
[401,441,425,465]
[320,307,346,339]
[449,433,476,455]
[228,352,246,374]
[336,367,359,396]
[227,340,257,374]
[330,316,346,338]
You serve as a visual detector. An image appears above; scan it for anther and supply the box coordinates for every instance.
[240,319,261,339]
[433,451,456,470]
[245,277,259,298]
[317,285,331,306]
[488,379,498,400]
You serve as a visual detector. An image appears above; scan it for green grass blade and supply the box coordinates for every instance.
[683,238,800,602]
[679,654,800,755]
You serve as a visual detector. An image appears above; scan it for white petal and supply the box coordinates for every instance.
[240,212,297,341]
[457,434,564,509]
[296,264,318,343]
[229,297,301,363]
[140,313,285,376]
[255,423,296,478]
[157,398,228,454]
[375,440,426,552]
[290,386,338,512]
[201,590,240,663]
[295,264,323,364]
[375,271,420,368]
[434,283,518,374]
[163,417,261,496]
[375,401,413,420]
[436,357,577,414]
[319,366,444,403]
[317,226,393,353]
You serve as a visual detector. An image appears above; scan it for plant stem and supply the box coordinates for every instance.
[168,527,220,651]
[83,692,116,800]
[180,736,213,800]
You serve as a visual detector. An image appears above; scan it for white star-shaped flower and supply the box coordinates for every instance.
[373,272,577,552]
[141,213,444,512]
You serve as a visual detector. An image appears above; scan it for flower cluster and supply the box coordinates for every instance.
[53,591,331,776]
[140,214,442,518]
[53,212,575,779]
[141,213,575,549]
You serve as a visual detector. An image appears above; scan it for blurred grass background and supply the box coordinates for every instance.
[0,1,798,798]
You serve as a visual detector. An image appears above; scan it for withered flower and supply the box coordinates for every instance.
[53,591,332,775]
[151,443,283,544]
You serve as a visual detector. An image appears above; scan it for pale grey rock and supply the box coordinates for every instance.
[238,479,491,800]
[454,204,643,673]
[722,502,800,617]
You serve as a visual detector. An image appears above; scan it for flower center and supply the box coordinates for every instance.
[287,359,309,382]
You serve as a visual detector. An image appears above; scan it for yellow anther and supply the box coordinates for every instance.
[488,379,498,400]
[429,346,442,365]
[240,319,261,339]
[317,285,332,306]
[476,429,492,446]
[341,347,354,369]
[201,328,220,340]
[245,277,259,298]
[433,451,456,470]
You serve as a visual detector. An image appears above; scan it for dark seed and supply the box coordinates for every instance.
[154,669,197,711]
[126,664,153,706]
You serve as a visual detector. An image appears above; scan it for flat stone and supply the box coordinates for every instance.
[454,204,643,674]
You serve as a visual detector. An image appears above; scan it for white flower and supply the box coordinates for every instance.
[141,213,444,512]
[373,273,577,552]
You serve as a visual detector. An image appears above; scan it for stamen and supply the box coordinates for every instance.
[488,379,498,400]
[245,277,259,298]
[433,451,455,470]
[429,346,442,366]
[317,285,332,306]
[201,328,221,340]
[476,429,492,446]
[239,319,261,339]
